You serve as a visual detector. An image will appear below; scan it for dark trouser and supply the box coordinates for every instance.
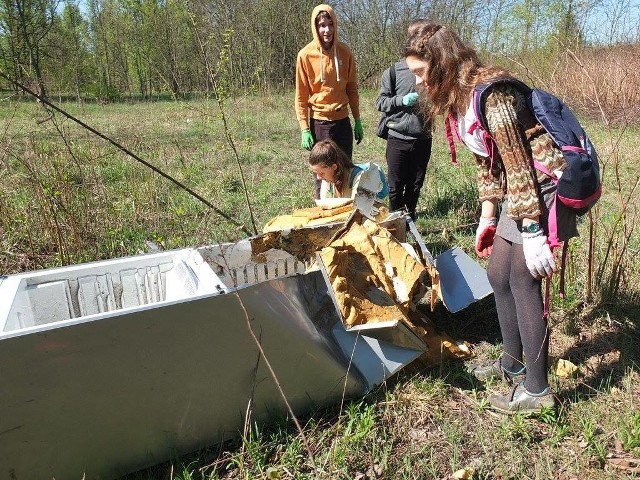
[486,235,549,394]
[311,117,353,199]
[385,135,432,218]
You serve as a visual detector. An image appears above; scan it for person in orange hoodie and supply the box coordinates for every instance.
[295,4,363,198]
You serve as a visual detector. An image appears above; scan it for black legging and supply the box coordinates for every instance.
[486,235,550,394]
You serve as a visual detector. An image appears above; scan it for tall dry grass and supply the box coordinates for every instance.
[555,45,640,303]
[552,44,640,124]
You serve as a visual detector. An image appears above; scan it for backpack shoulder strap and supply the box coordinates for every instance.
[389,63,396,94]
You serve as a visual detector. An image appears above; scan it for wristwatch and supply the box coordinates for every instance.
[521,222,542,234]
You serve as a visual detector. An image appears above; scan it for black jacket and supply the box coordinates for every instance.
[375,60,431,140]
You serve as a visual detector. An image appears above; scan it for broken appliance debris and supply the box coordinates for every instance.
[0,202,491,480]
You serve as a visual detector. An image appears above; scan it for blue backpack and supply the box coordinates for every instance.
[445,78,602,252]
[448,79,603,304]
[472,79,602,216]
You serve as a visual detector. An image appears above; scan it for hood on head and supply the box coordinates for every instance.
[311,4,338,50]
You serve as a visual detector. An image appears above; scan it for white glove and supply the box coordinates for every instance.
[522,232,556,278]
[475,216,497,257]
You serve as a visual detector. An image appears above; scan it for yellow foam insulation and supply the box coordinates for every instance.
[250,225,342,262]
[404,311,472,367]
[320,246,405,326]
[263,201,389,233]
[261,205,468,365]
[321,220,426,321]
[320,216,471,365]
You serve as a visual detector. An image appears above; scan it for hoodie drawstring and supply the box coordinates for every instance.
[319,47,340,83]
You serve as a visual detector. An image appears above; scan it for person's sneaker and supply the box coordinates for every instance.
[488,382,556,415]
[469,358,525,385]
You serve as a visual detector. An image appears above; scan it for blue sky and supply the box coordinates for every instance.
[67,0,640,45]
[584,0,640,43]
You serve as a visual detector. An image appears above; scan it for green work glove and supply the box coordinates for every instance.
[301,129,314,150]
[354,119,364,145]
[402,92,419,106]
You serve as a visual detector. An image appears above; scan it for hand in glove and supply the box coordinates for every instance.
[475,216,497,258]
[402,92,419,106]
[301,129,314,150]
[522,232,556,279]
[354,119,364,145]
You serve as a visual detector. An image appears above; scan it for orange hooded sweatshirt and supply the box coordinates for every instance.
[295,4,360,131]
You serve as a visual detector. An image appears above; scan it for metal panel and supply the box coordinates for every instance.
[0,272,366,480]
[435,247,494,313]
[331,323,424,390]
[0,222,492,479]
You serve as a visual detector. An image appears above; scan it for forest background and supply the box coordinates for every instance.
[1,0,639,275]
[1,0,640,479]
[1,0,639,104]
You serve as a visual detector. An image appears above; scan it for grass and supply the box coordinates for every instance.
[1,89,639,479]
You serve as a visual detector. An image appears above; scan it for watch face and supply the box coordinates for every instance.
[524,223,541,233]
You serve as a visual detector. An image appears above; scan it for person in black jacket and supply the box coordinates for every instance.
[376,23,432,220]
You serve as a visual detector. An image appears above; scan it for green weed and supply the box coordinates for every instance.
[579,416,607,465]
[619,410,640,453]
[501,413,534,443]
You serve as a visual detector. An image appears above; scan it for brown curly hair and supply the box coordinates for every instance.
[404,22,513,116]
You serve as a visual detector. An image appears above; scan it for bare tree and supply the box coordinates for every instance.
[0,0,57,98]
